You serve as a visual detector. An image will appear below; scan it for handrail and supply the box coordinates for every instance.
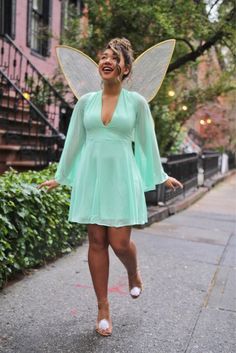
[167,155,198,165]
[0,68,61,137]
[3,34,71,107]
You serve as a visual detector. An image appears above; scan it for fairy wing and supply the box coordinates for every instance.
[123,39,176,102]
[56,39,175,102]
[56,45,100,99]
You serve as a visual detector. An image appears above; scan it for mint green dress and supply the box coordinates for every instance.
[55,88,168,227]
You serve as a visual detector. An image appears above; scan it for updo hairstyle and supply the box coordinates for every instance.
[105,37,134,81]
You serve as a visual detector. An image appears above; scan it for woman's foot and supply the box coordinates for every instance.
[96,300,112,337]
[128,269,143,299]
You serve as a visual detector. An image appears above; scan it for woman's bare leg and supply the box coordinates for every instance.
[107,226,142,294]
[87,224,109,301]
[87,224,112,335]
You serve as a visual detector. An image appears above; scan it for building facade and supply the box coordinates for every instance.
[0,0,85,76]
[0,0,85,172]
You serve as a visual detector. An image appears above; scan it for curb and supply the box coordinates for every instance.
[203,169,236,190]
[137,169,236,229]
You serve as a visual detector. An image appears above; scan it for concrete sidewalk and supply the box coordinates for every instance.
[0,175,235,353]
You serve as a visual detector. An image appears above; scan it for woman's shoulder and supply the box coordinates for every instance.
[123,89,148,107]
[80,91,98,101]
[74,91,98,107]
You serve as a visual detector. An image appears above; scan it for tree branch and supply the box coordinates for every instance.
[175,37,195,52]
[207,0,222,17]
[168,6,236,72]
[168,31,224,72]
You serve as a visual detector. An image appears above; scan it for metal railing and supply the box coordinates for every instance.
[227,151,236,170]
[0,34,72,134]
[0,69,62,166]
[201,151,220,180]
[145,152,224,206]
[145,153,199,205]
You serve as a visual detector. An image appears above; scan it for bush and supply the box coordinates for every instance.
[0,164,87,289]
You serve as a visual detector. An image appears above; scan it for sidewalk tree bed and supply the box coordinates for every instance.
[0,164,87,290]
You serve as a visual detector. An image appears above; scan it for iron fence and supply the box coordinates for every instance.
[145,152,223,206]
[0,34,72,134]
[201,151,220,181]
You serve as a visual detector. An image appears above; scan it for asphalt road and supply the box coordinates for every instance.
[0,175,235,353]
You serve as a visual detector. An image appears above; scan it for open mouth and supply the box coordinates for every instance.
[102,66,114,73]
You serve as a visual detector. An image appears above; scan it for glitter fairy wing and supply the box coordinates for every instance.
[56,45,100,99]
[123,39,176,102]
[56,39,175,102]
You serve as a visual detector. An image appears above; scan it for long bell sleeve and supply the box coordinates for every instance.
[54,94,90,187]
[134,92,168,192]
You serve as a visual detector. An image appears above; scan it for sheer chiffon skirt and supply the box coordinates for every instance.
[69,139,147,227]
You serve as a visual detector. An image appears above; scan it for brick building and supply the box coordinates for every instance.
[0,0,85,172]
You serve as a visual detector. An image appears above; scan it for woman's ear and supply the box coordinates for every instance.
[123,66,130,77]
[123,65,130,76]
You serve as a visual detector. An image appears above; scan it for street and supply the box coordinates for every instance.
[0,175,235,353]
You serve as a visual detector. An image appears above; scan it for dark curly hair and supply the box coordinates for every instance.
[104,37,134,81]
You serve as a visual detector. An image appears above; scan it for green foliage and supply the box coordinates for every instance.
[59,0,236,153]
[0,164,87,289]
[69,0,236,69]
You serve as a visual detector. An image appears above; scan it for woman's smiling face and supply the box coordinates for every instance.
[98,48,129,82]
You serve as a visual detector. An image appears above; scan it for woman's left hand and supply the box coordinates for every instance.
[164,177,183,190]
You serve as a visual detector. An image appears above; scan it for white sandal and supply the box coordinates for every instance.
[128,269,143,299]
[95,301,112,336]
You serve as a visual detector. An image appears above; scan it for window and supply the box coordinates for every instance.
[27,0,51,57]
[60,0,84,37]
[0,0,16,38]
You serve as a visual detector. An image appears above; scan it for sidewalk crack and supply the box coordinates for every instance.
[183,232,234,353]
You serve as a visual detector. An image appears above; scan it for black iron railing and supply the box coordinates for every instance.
[0,34,72,133]
[227,151,236,170]
[201,151,220,180]
[0,69,63,166]
[145,152,223,206]
[145,153,199,206]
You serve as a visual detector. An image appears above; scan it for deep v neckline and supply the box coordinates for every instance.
[100,88,123,127]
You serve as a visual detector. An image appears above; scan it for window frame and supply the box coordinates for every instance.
[0,0,16,39]
[27,0,52,58]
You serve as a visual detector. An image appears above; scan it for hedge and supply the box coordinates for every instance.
[0,164,87,289]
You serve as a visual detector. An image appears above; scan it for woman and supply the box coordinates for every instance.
[38,38,183,337]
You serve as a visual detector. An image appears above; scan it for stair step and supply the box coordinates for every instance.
[0,116,44,126]
[0,128,54,139]
[0,144,21,151]
[0,107,31,120]
[0,116,46,134]
[6,160,48,167]
[0,129,58,148]
[0,100,30,112]
[0,144,48,151]
[0,142,56,165]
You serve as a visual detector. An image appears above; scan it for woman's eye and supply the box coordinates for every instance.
[100,56,118,62]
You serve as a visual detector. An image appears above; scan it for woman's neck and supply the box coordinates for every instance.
[102,80,122,96]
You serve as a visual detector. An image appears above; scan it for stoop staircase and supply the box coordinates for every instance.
[0,34,72,173]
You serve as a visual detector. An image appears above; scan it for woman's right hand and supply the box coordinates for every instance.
[37,179,60,192]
